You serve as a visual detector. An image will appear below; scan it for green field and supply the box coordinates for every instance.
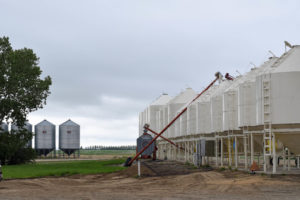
[79,149,135,155]
[2,159,126,180]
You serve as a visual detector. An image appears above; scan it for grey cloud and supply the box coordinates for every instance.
[1,0,300,146]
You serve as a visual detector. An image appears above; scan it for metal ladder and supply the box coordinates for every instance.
[263,75,272,171]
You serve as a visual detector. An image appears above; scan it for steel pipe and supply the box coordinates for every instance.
[126,73,222,166]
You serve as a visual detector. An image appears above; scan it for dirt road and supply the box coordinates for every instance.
[1,160,300,200]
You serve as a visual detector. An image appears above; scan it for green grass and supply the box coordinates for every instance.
[2,159,126,180]
[79,149,135,155]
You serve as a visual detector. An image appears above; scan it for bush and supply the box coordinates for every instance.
[0,130,36,165]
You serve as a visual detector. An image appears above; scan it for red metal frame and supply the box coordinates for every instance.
[127,73,222,166]
[146,127,185,150]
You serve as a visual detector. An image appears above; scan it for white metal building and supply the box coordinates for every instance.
[139,44,300,174]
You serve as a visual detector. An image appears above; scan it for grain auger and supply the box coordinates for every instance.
[124,72,234,167]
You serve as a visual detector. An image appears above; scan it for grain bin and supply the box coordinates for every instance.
[59,119,80,156]
[187,85,218,135]
[35,120,56,156]
[174,111,181,137]
[256,46,300,125]
[0,122,8,133]
[11,122,33,148]
[210,80,233,133]
[196,85,219,134]
[167,88,196,138]
[256,46,300,155]
[144,94,172,136]
[137,133,156,158]
[237,57,278,128]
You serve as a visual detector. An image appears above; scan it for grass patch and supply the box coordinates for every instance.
[2,159,126,180]
[79,149,135,156]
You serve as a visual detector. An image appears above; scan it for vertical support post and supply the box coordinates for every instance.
[283,147,286,170]
[175,142,177,161]
[221,138,223,167]
[170,144,172,160]
[189,141,192,163]
[179,143,182,161]
[137,160,141,177]
[251,133,254,165]
[169,143,171,160]
[215,137,218,167]
[272,133,277,174]
[297,157,300,169]
[235,136,238,169]
[188,141,190,163]
[165,143,167,160]
[194,140,197,165]
[288,149,290,171]
[170,145,175,160]
[185,141,187,162]
[263,136,266,173]
[228,137,232,167]
[244,136,248,170]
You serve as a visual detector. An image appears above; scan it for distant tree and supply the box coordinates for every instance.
[0,36,52,165]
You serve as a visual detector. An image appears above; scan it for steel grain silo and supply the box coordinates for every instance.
[0,122,8,133]
[210,80,232,133]
[167,88,196,138]
[59,119,80,156]
[196,85,219,134]
[11,122,33,148]
[35,120,56,156]
[141,94,172,137]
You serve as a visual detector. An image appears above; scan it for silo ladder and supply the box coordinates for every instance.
[263,77,272,157]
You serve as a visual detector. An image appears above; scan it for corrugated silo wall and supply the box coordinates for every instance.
[59,124,80,150]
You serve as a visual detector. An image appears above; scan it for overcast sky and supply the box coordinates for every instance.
[1,0,300,147]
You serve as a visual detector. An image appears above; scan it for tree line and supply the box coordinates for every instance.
[84,145,136,150]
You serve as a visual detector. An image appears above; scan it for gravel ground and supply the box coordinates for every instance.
[1,160,300,200]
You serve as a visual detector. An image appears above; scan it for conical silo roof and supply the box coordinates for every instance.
[224,57,279,93]
[36,119,55,126]
[60,119,80,127]
[187,85,219,105]
[272,45,300,73]
[168,88,197,104]
[150,94,172,106]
